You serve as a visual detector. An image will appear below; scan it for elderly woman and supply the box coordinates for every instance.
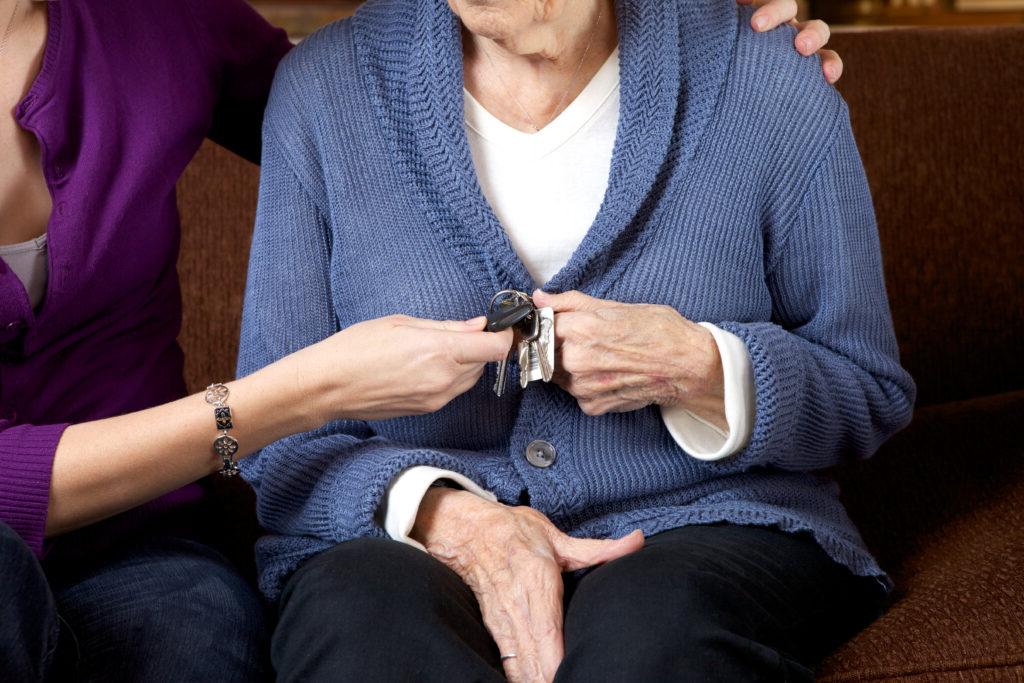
[238,0,915,680]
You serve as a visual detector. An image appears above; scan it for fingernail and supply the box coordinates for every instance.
[825,65,836,82]
[465,316,485,326]
[798,37,811,52]
[753,15,768,31]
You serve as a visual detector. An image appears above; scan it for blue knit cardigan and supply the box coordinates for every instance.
[238,0,916,599]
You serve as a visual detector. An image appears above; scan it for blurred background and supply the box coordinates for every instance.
[250,0,1023,40]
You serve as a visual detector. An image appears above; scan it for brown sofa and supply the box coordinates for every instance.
[176,26,1024,681]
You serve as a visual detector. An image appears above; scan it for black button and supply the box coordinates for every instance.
[525,440,557,469]
[5,321,24,331]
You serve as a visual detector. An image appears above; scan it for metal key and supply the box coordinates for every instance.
[486,290,555,394]
[487,290,534,397]
[494,343,516,397]
[517,308,554,387]
[517,343,530,389]
[491,305,529,395]
[534,307,555,382]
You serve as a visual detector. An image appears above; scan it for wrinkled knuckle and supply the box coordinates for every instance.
[560,346,580,372]
[564,315,587,339]
[563,376,585,397]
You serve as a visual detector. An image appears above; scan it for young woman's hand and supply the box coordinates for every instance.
[292,315,513,423]
[739,0,843,83]
[46,315,510,537]
[412,488,644,683]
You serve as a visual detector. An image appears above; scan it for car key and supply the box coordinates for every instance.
[486,300,534,333]
[494,343,516,397]
[487,290,533,397]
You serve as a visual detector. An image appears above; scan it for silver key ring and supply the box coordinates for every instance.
[488,289,531,312]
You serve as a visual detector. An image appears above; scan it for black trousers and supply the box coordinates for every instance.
[273,524,887,682]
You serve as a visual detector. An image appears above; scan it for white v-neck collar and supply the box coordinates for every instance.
[464,48,620,159]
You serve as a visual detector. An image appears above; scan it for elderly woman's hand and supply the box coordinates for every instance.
[411,487,644,683]
[740,0,843,84]
[532,291,728,431]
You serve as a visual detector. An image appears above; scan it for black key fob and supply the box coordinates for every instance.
[486,301,534,332]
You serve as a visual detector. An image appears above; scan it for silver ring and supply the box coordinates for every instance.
[500,653,518,661]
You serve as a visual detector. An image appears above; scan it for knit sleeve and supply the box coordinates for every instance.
[717,104,916,472]
[236,96,492,546]
[0,421,69,555]
[184,0,292,163]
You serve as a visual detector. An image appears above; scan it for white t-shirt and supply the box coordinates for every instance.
[464,48,620,286]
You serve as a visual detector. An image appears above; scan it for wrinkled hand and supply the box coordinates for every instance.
[533,291,727,430]
[738,0,843,84]
[412,488,644,683]
[294,315,512,422]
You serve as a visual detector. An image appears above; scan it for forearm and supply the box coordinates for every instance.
[46,352,321,537]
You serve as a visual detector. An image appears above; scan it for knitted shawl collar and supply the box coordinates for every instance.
[352,0,736,295]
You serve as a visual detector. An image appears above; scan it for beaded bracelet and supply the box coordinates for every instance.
[205,383,240,477]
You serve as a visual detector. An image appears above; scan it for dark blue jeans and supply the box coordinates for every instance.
[0,521,270,682]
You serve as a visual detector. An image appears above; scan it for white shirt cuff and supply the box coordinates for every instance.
[382,466,497,551]
[660,322,755,461]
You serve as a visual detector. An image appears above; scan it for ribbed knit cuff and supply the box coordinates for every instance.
[338,449,493,542]
[716,321,806,468]
[0,423,69,556]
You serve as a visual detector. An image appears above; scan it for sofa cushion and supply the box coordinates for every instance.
[820,391,1024,680]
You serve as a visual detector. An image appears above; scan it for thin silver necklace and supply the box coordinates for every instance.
[0,0,22,60]
[481,4,605,133]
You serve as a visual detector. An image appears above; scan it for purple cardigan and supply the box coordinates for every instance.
[0,0,291,556]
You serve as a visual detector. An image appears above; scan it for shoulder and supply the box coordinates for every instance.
[658,0,845,150]
[263,19,352,134]
[725,4,847,143]
[261,20,360,192]
[268,19,356,116]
